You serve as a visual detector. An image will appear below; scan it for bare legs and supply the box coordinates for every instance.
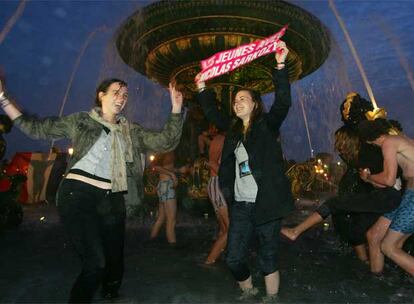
[381,230,414,275]
[264,271,280,296]
[205,206,229,264]
[353,244,369,263]
[366,216,391,274]
[150,198,177,244]
[281,210,371,267]
[280,212,323,241]
[237,272,279,300]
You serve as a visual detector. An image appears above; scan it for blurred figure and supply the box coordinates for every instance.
[205,129,229,264]
[198,124,218,157]
[150,151,178,244]
[359,119,414,276]
[281,94,402,274]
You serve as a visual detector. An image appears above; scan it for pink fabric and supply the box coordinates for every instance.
[199,25,288,82]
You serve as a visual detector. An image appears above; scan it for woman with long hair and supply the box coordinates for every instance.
[195,40,294,302]
[0,78,183,302]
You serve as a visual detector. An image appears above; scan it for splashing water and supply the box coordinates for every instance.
[376,17,414,96]
[329,0,378,109]
[271,37,352,162]
[98,31,172,131]
[0,0,26,45]
[295,85,314,158]
[50,27,108,152]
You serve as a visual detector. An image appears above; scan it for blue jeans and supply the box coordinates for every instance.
[57,179,126,303]
[225,201,281,281]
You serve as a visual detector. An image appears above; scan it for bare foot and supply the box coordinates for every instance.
[280,227,299,241]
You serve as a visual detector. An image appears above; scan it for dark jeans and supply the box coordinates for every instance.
[317,188,401,219]
[226,201,281,282]
[57,179,126,303]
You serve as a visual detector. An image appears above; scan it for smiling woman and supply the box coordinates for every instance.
[195,40,294,302]
[0,77,184,303]
[95,79,128,123]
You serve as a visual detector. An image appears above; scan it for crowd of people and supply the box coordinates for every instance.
[1,38,413,303]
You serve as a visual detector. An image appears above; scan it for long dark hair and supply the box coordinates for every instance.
[230,89,264,139]
[334,126,360,167]
[95,78,127,107]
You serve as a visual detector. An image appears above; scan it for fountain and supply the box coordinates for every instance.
[114,0,333,198]
[116,0,331,110]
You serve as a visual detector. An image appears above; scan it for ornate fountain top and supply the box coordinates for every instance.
[116,0,331,96]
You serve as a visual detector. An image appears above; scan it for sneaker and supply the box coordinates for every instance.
[238,287,259,301]
[262,294,278,303]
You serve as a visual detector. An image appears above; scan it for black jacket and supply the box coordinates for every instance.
[198,67,294,224]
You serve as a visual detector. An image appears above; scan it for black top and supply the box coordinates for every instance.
[197,67,294,224]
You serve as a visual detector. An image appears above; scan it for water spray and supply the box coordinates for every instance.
[0,0,26,45]
[328,0,378,110]
[50,26,108,152]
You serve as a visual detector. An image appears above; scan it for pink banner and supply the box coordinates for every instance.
[199,25,288,82]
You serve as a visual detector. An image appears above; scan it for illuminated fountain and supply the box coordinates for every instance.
[116,0,331,109]
[115,0,333,197]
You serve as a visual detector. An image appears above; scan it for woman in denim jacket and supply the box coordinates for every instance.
[0,78,183,303]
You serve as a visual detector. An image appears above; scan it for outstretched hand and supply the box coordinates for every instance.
[169,81,183,114]
[275,40,288,64]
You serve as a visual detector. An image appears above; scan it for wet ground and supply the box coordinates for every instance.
[0,198,413,304]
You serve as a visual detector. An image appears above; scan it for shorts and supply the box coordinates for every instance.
[207,176,227,213]
[384,189,414,234]
[157,179,176,202]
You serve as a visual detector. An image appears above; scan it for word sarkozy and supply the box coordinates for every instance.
[199,25,288,82]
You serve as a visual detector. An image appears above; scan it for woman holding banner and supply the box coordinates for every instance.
[195,40,294,302]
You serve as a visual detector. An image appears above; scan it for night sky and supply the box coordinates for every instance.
[1,0,413,161]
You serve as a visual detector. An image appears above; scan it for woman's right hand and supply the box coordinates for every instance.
[275,40,288,64]
[195,72,206,91]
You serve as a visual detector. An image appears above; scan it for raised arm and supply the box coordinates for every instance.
[267,40,291,132]
[133,82,184,153]
[1,78,75,139]
[195,74,230,131]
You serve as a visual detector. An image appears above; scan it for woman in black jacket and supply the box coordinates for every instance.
[195,40,294,301]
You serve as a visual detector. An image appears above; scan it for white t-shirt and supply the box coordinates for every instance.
[234,141,258,202]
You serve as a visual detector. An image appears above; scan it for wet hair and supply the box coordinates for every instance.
[230,88,264,136]
[340,92,373,128]
[388,119,403,132]
[95,78,127,107]
[358,119,391,142]
[334,126,360,166]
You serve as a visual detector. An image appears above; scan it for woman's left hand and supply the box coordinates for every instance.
[169,81,183,113]
[275,40,288,64]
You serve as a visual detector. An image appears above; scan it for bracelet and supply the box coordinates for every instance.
[1,99,11,108]
[198,86,207,93]
[275,64,285,70]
